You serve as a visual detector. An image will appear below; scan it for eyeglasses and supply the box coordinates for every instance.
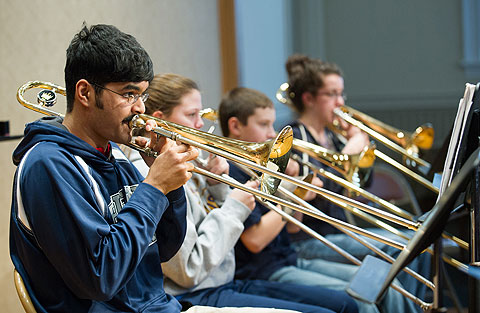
[317,91,347,101]
[92,83,149,104]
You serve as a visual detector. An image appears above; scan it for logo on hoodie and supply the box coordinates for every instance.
[108,185,157,245]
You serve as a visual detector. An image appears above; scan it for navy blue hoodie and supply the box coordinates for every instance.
[10,116,187,312]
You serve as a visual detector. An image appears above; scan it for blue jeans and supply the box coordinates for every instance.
[269,258,420,313]
[177,279,358,313]
[291,228,430,305]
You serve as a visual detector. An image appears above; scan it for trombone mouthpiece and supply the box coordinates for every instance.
[128,115,145,130]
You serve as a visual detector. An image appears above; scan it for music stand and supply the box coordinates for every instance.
[347,147,479,304]
[347,82,480,311]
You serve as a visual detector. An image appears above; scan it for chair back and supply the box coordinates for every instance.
[13,269,37,313]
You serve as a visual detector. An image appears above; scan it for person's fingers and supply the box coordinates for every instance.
[135,136,148,146]
[185,162,195,172]
[144,119,157,132]
[149,136,167,152]
[337,118,349,130]
[180,146,199,162]
[208,162,227,175]
[244,180,259,189]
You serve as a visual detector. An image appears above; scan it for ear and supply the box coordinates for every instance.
[75,79,94,109]
[151,111,165,119]
[227,117,242,138]
[301,92,315,108]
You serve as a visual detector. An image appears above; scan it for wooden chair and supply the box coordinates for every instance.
[13,269,37,313]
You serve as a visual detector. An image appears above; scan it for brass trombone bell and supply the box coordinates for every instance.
[199,108,217,120]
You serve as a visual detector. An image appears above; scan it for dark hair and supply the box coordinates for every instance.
[64,23,154,112]
[285,54,342,113]
[144,73,199,116]
[218,87,273,137]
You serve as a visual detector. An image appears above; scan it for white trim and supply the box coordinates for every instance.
[298,124,310,175]
[112,146,129,161]
[15,143,42,231]
[74,156,106,216]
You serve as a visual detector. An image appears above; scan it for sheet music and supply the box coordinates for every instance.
[437,83,476,201]
[439,99,466,196]
[449,85,476,184]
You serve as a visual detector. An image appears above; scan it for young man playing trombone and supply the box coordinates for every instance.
[12,24,300,313]
[10,23,201,312]
[128,73,359,313]
[219,86,420,313]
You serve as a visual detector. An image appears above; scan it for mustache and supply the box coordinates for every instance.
[122,114,136,124]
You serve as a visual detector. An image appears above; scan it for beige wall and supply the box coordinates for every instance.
[0,1,221,311]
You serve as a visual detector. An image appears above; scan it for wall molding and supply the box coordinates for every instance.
[218,0,238,94]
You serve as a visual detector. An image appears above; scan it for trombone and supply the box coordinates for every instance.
[276,83,439,194]
[334,105,434,169]
[333,107,438,193]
